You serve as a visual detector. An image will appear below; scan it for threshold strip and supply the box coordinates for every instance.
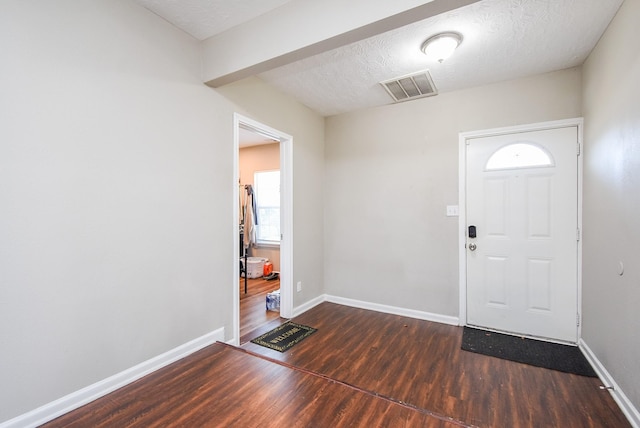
[219,342,472,428]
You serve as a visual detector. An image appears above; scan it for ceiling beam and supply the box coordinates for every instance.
[202,0,480,87]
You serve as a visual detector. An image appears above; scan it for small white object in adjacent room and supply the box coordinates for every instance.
[266,289,281,311]
[297,281,302,292]
[446,205,459,217]
[242,257,268,279]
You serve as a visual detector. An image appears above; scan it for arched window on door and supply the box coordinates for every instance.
[485,142,554,171]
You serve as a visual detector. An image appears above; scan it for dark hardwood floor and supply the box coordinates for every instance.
[243,303,629,427]
[240,276,283,343]
[42,302,630,427]
[43,343,462,427]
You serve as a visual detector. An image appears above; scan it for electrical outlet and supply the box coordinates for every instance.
[297,281,302,292]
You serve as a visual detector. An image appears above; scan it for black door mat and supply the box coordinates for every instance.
[461,327,597,377]
[250,322,317,352]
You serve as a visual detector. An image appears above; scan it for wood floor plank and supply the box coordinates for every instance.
[240,277,282,341]
[243,302,631,428]
[42,343,465,428]
[40,302,630,427]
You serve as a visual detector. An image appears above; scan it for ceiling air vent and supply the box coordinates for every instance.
[380,70,438,103]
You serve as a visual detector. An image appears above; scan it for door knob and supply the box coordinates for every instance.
[469,243,477,251]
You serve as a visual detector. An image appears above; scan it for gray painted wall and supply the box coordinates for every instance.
[0,0,233,420]
[0,0,235,420]
[0,1,326,422]
[582,0,640,412]
[3,0,638,423]
[324,68,582,316]
[218,77,326,308]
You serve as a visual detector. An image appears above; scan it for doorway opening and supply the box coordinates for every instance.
[233,114,293,345]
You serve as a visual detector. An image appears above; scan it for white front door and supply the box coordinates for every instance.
[466,126,579,343]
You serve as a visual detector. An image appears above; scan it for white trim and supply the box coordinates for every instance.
[233,115,241,346]
[279,126,294,320]
[293,293,460,327]
[253,242,280,249]
[0,328,224,428]
[293,294,460,326]
[233,114,294,345]
[325,295,459,326]
[458,118,584,340]
[579,339,640,428]
[576,120,584,340]
[458,118,585,140]
[458,131,468,326]
[292,294,326,317]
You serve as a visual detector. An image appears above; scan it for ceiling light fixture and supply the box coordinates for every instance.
[421,32,463,63]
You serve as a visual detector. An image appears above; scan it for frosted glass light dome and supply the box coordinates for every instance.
[421,32,462,63]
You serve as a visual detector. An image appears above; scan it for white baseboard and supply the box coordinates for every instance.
[324,295,460,326]
[0,328,225,428]
[579,339,640,428]
[292,294,326,317]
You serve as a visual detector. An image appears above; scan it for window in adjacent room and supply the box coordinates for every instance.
[254,170,280,245]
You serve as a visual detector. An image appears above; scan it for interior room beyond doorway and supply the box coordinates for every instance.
[238,133,282,340]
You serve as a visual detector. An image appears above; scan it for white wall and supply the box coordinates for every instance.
[324,68,582,316]
[582,0,640,411]
[217,77,325,308]
[0,0,238,422]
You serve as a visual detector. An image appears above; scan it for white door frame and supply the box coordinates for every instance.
[458,118,583,341]
[232,113,293,345]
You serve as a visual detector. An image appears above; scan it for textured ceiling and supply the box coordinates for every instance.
[259,0,623,116]
[133,0,294,40]
[134,0,623,117]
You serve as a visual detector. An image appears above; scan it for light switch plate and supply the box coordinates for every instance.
[446,205,459,217]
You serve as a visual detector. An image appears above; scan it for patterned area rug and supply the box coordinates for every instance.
[251,322,317,352]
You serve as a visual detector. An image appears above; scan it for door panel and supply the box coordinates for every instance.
[527,175,552,237]
[466,126,578,343]
[486,256,508,306]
